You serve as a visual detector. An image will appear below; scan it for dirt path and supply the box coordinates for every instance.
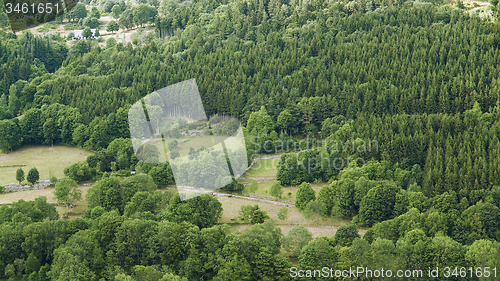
[212,191,295,207]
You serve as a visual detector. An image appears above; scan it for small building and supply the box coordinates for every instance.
[73,29,100,40]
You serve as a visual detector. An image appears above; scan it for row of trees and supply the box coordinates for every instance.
[15,167,40,185]
[0,102,131,153]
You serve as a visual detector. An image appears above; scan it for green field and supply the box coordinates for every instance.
[146,135,229,159]
[244,157,281,178]
[217,195,341,226]
[220,195,366,239]
[0,145,93,186]
[242,180,327,202]
[0,185,90,218]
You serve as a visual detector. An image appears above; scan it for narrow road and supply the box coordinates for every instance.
[176,186,295,207]
[212,192,295,207]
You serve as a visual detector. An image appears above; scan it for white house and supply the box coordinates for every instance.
[72,29,100,40]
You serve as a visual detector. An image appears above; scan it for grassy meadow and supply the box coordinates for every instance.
[146,135,229,159]
[0,145,93,186]
[0,185,90,219]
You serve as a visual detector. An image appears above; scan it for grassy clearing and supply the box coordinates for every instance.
[244,157,280,178]
[0,145,93,186]
[280,182,328,202]
[242,180,328,203]
[0,185,90,219]
[177,135,227,156]
[145,135,228,159]
[216,195,345,227]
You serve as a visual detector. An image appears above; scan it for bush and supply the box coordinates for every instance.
[64,161,96,183]
[277,206,288,220]
[302,200,327,223]
[270,181,282,199]
[50,176,58,186]
[238,204,270,224]
[221,178,244,192]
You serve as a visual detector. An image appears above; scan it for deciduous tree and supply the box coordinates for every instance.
[282,225,312,257]
[54,177,82,214]
[27,167,39,185]
[15,168,24,184]
[269,180,282,199]
[107,20,120,33]
[295,182,315,210]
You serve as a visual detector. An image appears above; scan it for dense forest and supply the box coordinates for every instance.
[1,0,500,279]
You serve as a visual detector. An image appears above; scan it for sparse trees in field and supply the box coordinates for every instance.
[170,125,181,138]
[238,204,270,224]
[169,150,179,159]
